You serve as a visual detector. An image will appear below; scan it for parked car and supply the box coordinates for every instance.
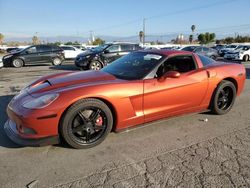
[218,44,239,57]
[4,50,246,149]
[2,45,65,68]
[181,46,219,59]
[224,45,250,62]
[0,56,3,68]
[72,45,87,51]
[211,44,226,52]
[75,42,142,70]
[60,45,84,59]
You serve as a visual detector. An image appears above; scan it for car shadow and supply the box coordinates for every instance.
[0,94,22,148]
[49,63,80,71]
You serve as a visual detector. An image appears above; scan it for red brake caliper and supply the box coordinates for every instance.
[96,116,103,127]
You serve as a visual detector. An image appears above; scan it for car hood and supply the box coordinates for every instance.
[77,50,99,57]
[27,70,117,95]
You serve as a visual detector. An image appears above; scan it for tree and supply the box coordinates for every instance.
[139,31,144,43]
[92,37,105,45]
[191,25,196,33]
[32,35,40,45]
[0,33,4,45]
[197,32,216,44]
[224,37,234,44]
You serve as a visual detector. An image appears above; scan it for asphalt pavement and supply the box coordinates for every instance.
[0,61,249,188]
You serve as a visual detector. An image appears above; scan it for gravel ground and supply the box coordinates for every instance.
[0,61,249,188]
[55,126,250,188]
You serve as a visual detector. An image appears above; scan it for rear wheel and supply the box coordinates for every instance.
[210,55,216,60]
[12,58,24,68]
[210,80,236,115]
[60,99,113,149]
[52,57,62,65]
[243,55,249,62]
[89,60,103,70]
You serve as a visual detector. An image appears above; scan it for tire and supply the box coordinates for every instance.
[60,98,113,149]
[210,55,216,60]
[12,58,24,68]
[89,60,103,70]
[243,55,249,62]
[52,57,62,65]
[210,80,236,115]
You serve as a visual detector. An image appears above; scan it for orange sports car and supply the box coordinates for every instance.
[4,50,246,149]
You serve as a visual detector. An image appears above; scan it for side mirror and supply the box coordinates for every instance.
[158,71,180,81]
[104,49,109,54]
[165,71,181,78]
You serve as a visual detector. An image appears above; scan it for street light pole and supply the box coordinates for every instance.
[143,18,146,45]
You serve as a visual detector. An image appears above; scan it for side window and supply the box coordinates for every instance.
[52,46,61,51]
[121,44,133,51]
[202,47,209,52]
[26,46,37,53]
[62,47,75,51]
[107,45,120,52]
[134,44,142,50]
[156,55,197,77]
[194,47,202,53]
[37,45,52,52]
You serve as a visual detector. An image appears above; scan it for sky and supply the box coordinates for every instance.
[0,0,250,38]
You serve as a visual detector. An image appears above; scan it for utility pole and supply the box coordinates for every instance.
[143,18,146,45]
[90,30,94,43]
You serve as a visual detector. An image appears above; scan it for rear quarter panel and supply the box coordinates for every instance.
[201,62,246,107]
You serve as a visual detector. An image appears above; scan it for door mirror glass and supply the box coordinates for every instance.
[165,71,180,78]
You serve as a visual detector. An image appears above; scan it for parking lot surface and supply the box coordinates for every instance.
[0,61,250,188]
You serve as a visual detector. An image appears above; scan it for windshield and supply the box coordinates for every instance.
[102,52,165,80]
[227,45,237,48]
[91,44,110,52]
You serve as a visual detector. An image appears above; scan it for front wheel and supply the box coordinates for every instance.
[60,99,113,149]
[12,58,24,68]
[52,57,62,65]
[243,55,249,62]
[210,80,236,115]
[210,55,216,60]
[89,60,103,70]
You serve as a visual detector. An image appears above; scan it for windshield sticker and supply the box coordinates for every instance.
[144,54,162,60]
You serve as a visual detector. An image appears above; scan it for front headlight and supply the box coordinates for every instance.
[22,93,59,109]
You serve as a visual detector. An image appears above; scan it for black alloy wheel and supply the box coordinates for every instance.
[210,80,236,115]
[61,99,113,149]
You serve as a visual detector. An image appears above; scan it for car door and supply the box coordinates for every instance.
[102,44,121,64]
[36,45,52,62]
[65,46,77,58]
[143,55,208,122]
[22,46,40,64]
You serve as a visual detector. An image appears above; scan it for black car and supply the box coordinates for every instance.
[181,46,219,60]
[75,43,142,70]
[2,45,65,68]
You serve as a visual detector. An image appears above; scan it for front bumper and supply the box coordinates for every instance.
[75,57,90,68]
[4,119,59,147]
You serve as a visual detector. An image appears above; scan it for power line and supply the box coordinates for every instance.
[79,0,240,36]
